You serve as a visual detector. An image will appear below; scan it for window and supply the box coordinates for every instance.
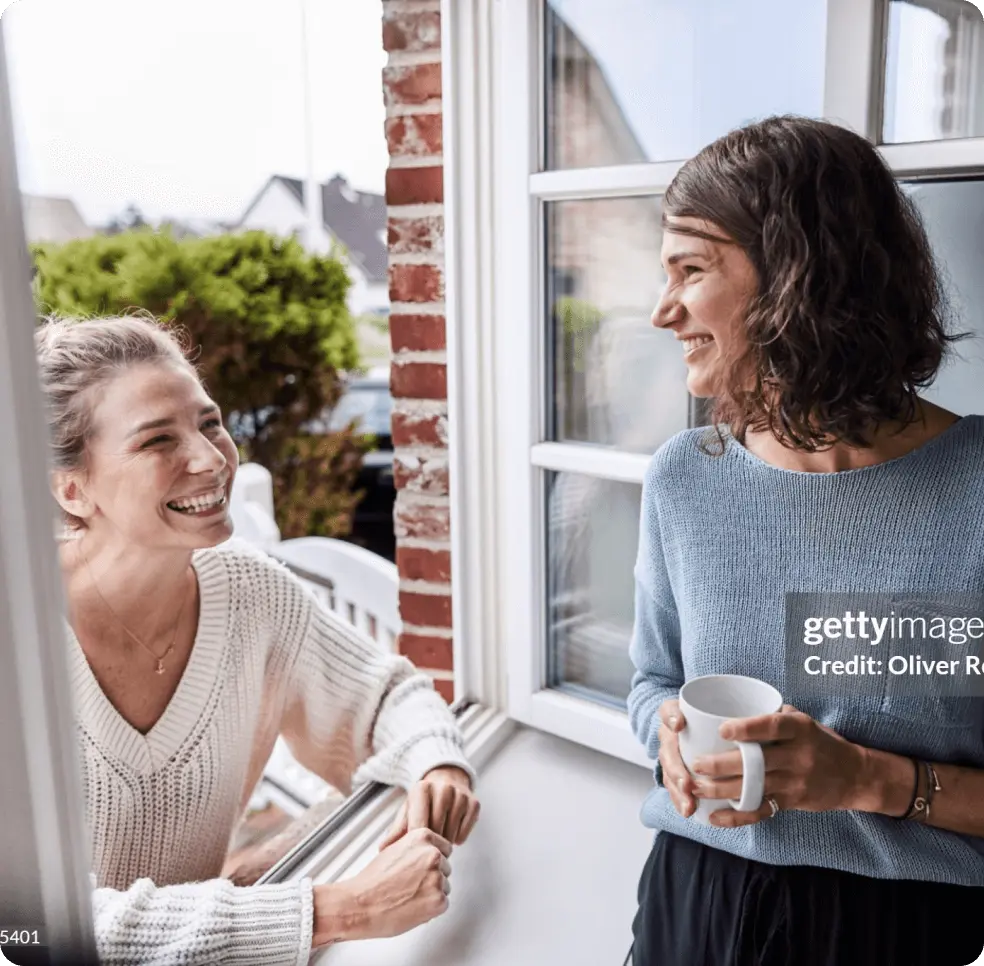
[546,197,689,453]
[546,472,640,703]
[493,0,984,766]
[904,179,984,413]
[2,0,403,894]
[544,0,829,168]
[882,0,984,143]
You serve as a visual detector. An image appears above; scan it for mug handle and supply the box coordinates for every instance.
[730,741,765,812]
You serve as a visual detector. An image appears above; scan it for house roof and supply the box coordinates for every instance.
[243,174,387,283]
[21,194,93,244]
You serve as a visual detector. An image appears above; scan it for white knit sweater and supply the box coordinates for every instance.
[69,539,473,966]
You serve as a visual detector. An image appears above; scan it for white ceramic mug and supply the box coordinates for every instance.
[677,674,783,825]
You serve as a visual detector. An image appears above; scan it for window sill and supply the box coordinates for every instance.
[312,725,654,966]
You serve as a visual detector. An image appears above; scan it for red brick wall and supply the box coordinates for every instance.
[381,0,453,703]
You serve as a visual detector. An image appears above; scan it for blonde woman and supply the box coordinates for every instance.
[36,315,479,965]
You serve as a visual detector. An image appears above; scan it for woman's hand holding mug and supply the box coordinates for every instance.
[660,675,784,824]
[657,698,698,819]
[691,706,868,827]
[659,674,871,827]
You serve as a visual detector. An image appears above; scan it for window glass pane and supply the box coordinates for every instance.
[543,183,984,712]
[547,197,691,453]
[544,0,828,170]
[5,0,390,887]
[546,472,640,705]
[882,0,984,143]
[905,179,984,412]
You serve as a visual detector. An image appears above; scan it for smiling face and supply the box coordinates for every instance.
[652,216,759,398]
[55,361,239,551]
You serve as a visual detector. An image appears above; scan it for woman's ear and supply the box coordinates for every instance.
[51,470,95,525]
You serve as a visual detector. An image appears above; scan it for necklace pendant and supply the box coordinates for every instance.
[155,660,165,675]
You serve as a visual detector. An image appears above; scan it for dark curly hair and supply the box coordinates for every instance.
[663,114,971,451]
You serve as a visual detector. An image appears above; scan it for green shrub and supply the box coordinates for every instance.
[554,296,604,373]
[32,229,372,539]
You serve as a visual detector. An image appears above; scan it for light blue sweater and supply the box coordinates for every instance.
[628,415,984,885]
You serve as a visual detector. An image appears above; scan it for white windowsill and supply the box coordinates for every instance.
[314,726,654,966]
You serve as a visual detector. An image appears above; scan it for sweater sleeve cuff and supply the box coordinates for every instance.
[400,733,477,787]
[295,878,315,966]
[353,731,477,790]
[91,876,315,966]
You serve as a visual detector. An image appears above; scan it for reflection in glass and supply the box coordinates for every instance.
[546,472,640,704]
[905,180,984,414]
[883,0,984,143]
[547,197,691,453]
[544,0,828,169]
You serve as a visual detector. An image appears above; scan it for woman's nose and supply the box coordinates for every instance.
[651,285,684,329]
[186,435,226,475]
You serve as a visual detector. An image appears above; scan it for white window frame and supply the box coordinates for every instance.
[0,25,96,959]
[484,0,984,767]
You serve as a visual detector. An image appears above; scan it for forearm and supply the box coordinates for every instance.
[283,602,472,792]
[312,882,360,947]
[851,745,984,837]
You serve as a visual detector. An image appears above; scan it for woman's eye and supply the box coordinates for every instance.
[142,435,171,448]
[682,265,702,277]
[201,418,222,432]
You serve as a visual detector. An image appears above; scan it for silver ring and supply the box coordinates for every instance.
[767,797,780,818]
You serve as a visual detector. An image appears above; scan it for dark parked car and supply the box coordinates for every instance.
[325,367,396,561]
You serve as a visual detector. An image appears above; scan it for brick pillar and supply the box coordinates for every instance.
[381,0,454,702]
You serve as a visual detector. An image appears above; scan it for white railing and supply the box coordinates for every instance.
[229,463,402,814]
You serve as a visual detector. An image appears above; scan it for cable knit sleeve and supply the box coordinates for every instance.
[264,560,475,794]
[90,875,314,966]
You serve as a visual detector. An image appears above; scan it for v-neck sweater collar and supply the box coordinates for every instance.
[69,549,230,774]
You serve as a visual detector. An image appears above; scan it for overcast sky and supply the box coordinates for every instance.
[2,0,388,225]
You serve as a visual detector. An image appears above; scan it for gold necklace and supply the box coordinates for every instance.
[79,540,189,676]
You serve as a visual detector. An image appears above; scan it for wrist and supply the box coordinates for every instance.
[312,882,365,947]
[424,765,473,789]
[847,745,913,815]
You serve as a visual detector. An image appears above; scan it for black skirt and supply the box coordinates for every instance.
[631,831,984,966]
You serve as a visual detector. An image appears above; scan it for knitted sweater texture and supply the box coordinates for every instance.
[71,539,472,965]
[629,416,984,885]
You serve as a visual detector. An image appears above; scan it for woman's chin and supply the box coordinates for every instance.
[175,514,235,550]
[685,369,716,399]
[203,518,235,547]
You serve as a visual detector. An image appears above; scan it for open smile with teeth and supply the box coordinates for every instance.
[166,486,227,515]
[682,336,714,355]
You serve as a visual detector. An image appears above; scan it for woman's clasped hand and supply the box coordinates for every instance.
[658,698,875,827]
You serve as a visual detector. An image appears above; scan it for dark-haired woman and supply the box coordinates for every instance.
[628,115,984,965]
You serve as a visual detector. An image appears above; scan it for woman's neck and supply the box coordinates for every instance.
[62,531,196,642]
[742,398,961,473]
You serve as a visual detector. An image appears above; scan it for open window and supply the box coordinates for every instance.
[491,0,984,767]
